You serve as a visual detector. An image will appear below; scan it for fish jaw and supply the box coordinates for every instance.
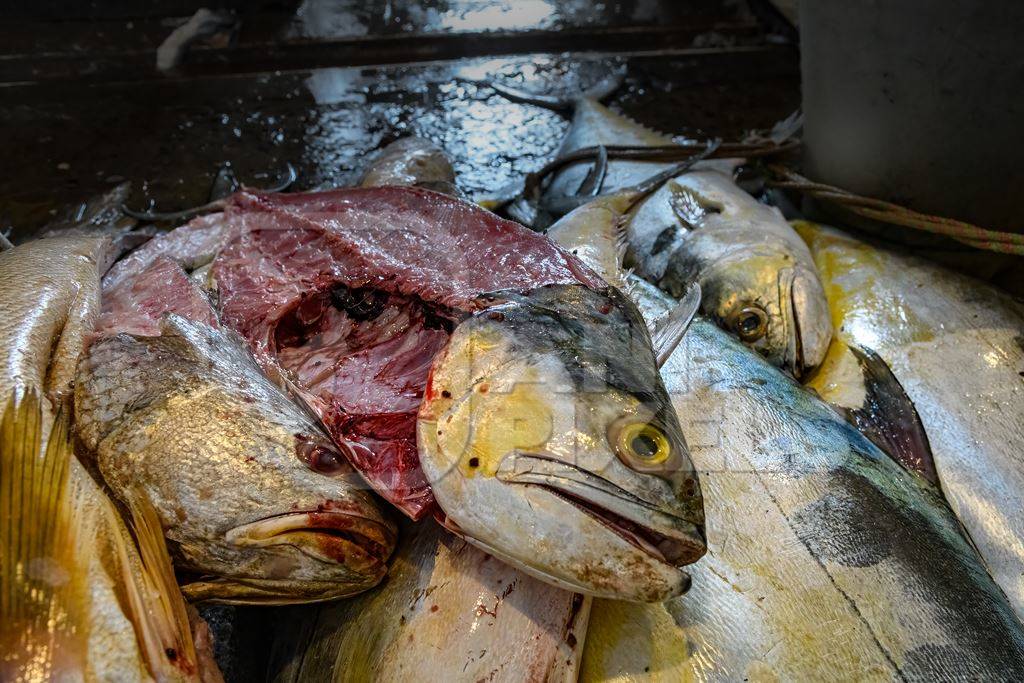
[496,453,706,566]
[226,510,394,575]
[790,265,833,373]
[418,285,705,601]
[776,265,833,378]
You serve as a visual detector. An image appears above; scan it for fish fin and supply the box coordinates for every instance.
[576,145,608,197]
[119,488,204,680]
[651,282,701,367]
[840,345,937,484]
[623,139,722,209]
[0,390,87,677]
[0,232,14,251]
[485,67,626,111]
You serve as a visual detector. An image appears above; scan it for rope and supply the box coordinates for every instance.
[766,164,1024,256]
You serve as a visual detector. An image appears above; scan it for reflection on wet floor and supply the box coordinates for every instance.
[285,0,723,39]
[0,1,797,240]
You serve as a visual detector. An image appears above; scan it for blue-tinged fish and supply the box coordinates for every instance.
[798,220,1024,620]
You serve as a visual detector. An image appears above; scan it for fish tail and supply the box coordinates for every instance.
[0,390,87,679]
[486,66,626,111]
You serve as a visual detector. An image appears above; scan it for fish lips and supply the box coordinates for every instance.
[226,510,395,577]
[496,453,706,568]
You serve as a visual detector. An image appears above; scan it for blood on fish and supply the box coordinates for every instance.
[212,186,603,519]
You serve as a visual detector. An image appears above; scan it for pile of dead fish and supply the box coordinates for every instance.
[2,87,1023,683]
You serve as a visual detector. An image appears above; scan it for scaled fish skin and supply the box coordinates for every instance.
[75,312,396,605]
[798,220,1024,620]
[0,236,109,407]
[500,84,832,377]
[580,279,1024,680]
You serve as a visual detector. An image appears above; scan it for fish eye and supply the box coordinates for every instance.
[613,421,671,468]
[730,306,768,342]
[296,437,348,475]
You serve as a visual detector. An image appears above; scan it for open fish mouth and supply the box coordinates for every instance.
[496,453,705,567]
[226,510,395,570]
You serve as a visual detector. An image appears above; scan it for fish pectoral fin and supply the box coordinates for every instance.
[120,488,204,679]
[667,183,724,231]
[840,344,938,485]
[650,282,701,367]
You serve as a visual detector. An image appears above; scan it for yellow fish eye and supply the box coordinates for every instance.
[731,305,769,342]
[615,421,671,467]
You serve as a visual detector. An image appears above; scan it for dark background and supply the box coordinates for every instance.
[0,0,799,243]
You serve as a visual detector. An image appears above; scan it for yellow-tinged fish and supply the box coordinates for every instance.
[552,192,1024,680]
[0,391,220,682]
[797,220,1024,620]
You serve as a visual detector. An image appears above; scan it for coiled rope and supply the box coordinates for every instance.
[766,164,1024,256]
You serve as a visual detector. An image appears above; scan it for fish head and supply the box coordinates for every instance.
[177,425,397,605]
[702,256,832,378]
[75,320,396,605]
[418,284,705,602]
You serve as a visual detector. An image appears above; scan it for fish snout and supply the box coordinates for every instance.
[226,509,395,577]
[788,266,833,376]
[497,453,706,569]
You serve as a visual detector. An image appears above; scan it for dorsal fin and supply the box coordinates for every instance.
[835,344,937,484]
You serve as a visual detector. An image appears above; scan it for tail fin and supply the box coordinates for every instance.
[486,66,626,111]
[0,391,87,679]
[0,390,215,681]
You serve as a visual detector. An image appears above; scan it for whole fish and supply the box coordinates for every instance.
[798,220,1024,620]
[490,80,832,376]
[550,199,1024,679]
[581,281,1024,680]
[75,259,396,604]
[1,391,220,682]
[204,185,704,601]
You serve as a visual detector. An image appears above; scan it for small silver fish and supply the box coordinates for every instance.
[490,79,832,376]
